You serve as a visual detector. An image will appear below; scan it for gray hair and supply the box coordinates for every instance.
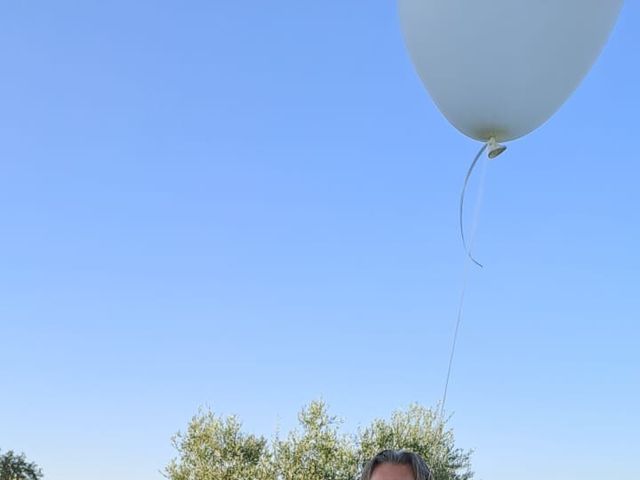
[360,449,433,480]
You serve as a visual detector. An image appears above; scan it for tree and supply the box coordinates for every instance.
[165,409,273,480]
[0,450,43,480]
[274,401,357,480]
[166,400,473,480]
[357,404,473,480]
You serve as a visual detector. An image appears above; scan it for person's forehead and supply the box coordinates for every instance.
[370,463,415,480]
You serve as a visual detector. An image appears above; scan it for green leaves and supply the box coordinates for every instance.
[0,450,43,480]
[358,405,473,480]
[274,401,357,480]
[165,401,473,480]
[165,410,272,480]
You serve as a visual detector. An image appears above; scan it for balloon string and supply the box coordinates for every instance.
[440,143,489,418]
[460,143,487,268]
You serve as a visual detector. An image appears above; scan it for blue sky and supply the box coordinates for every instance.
[1,2,638,479]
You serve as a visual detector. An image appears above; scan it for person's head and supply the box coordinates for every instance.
[360,449,433,480]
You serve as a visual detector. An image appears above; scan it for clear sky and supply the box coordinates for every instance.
[1,2,638,479]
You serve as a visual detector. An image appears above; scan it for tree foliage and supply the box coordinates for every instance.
[358,405,473,480]
[165,410,272,480]
[0,450,43,480]
[274,401,357,480]
[165,401,473,480]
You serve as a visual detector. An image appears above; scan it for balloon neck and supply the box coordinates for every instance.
[487,137,507,159]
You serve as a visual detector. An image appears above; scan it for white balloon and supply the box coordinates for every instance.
[398,0,624,142]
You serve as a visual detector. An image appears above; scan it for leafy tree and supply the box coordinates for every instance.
[165,400,473,480]
[0,450,43,480]
[165,409,272,480]
[274,401,357,480]
[357,404,473,480]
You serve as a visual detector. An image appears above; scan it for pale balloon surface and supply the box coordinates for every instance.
[398,0,624,142]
